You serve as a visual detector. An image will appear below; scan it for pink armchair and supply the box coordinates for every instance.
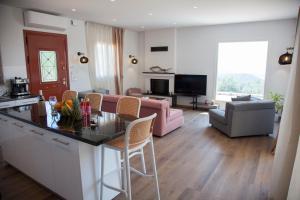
[101,95,184,136]
[126,88,143,97]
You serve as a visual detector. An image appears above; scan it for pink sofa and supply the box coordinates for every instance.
[101,95,184,136]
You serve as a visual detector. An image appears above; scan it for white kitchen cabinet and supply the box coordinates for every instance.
[0,113,120,200]
[50,134,83,200]
[28,127,55,191]
[1,116,17,166]
[10,119,34,176]
[0,115,10,145]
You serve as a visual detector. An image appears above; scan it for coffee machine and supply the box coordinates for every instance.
[10,77,30,96]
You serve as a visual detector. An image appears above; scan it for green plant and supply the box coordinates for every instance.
[269,92,284,113]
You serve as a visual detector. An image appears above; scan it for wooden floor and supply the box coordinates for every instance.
[0,109,274,200]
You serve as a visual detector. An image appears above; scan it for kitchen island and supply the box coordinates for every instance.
[0,103,130,200]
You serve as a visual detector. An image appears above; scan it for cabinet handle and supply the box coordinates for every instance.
[13,122,24,128]
[0,117,8,122]
[52,138,69,146]
[30,129,44,136]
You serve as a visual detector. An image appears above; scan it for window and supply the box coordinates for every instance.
[39,50,58,82]
[216,41,268,101]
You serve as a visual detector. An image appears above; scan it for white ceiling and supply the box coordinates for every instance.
[0,0,299,31]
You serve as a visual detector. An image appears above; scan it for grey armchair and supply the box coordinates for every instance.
[209,100,275,137]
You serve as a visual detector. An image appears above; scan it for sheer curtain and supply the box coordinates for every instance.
[270,10,300,200]
[86,22,116,94]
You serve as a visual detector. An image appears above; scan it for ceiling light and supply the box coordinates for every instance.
[193,6,198,9]
[112,19,117,22]
[140,26,145,29]
[71,8,77,12]
[173,22,177,25]
[110,0,116,1]
[148,13,153,16]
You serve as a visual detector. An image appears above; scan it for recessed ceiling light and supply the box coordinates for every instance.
[140,26,145,29]
[173,22,177,25]
[71,8,77,12]
[148,13,153,16]
[112,18,117,22]
[193,6,198,9]
[110,0,116,1]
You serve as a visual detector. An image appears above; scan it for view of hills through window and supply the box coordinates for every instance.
[216,41,268,101]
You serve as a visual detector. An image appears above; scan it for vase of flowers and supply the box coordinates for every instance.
[54,98,82,131]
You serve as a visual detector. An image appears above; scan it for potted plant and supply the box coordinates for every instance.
[269,92,284,122]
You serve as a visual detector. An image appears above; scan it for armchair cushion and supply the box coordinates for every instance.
[209,109,226,124]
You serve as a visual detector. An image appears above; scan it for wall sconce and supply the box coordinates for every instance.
[77,52,89,64]
[278,47,294,65]
[129,55,138,64]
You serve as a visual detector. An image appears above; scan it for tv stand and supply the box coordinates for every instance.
[172,93,201,110]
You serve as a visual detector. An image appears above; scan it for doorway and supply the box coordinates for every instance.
[24,30,69,100]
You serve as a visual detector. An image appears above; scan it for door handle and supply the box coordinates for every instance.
[62,77,67,87]
[0,117,8,122]
[52,138,69,146]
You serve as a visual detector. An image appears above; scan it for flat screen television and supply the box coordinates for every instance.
[175,74,207,95]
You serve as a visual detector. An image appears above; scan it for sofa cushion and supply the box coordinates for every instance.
[209,109,226,124]
[226,100,275,111]
[103,94,122,103]
[168,109,183,122]
[232,95,251,101]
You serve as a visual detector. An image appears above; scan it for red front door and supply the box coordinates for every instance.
[24,30,70,100]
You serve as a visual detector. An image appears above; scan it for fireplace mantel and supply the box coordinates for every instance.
[142,72,175,75]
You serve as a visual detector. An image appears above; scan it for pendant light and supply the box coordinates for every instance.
[278,47,294,65]
[77,52,89,64]
[129,55,138,64]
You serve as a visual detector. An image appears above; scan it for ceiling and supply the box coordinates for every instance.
[0,0,299,31]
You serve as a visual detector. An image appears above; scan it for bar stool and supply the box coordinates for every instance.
[116,96,141,118]
[116,96,146,180]
[85,93,103,112]
[62,90,78,101]
[100,113,160,200]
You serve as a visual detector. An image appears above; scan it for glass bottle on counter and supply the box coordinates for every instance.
[38,90,46,116]
[81,98,91,128]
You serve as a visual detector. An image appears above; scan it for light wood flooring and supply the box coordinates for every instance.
[0,109,275,200]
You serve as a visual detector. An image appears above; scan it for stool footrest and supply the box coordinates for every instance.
[131,166,154,177]
[103,182,126,194]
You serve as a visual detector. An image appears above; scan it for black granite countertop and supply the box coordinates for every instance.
[0,102,134,146]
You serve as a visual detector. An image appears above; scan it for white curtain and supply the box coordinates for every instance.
[288,139,300,199]
[270,10,300,200]
[86,22,116,94]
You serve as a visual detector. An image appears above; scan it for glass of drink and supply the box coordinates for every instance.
[49,96,57,115]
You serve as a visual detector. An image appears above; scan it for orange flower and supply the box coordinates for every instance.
[66,100,73,108]
[54,102,62,111]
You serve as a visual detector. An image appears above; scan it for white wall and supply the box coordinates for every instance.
[0,4,142,94]
[177,19,296,102]
[0,4,92,91]
[141,19,297,105]
[144,28,176,72]
[123,30,143,94]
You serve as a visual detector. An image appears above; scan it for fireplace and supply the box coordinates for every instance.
[150,79,169,95]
